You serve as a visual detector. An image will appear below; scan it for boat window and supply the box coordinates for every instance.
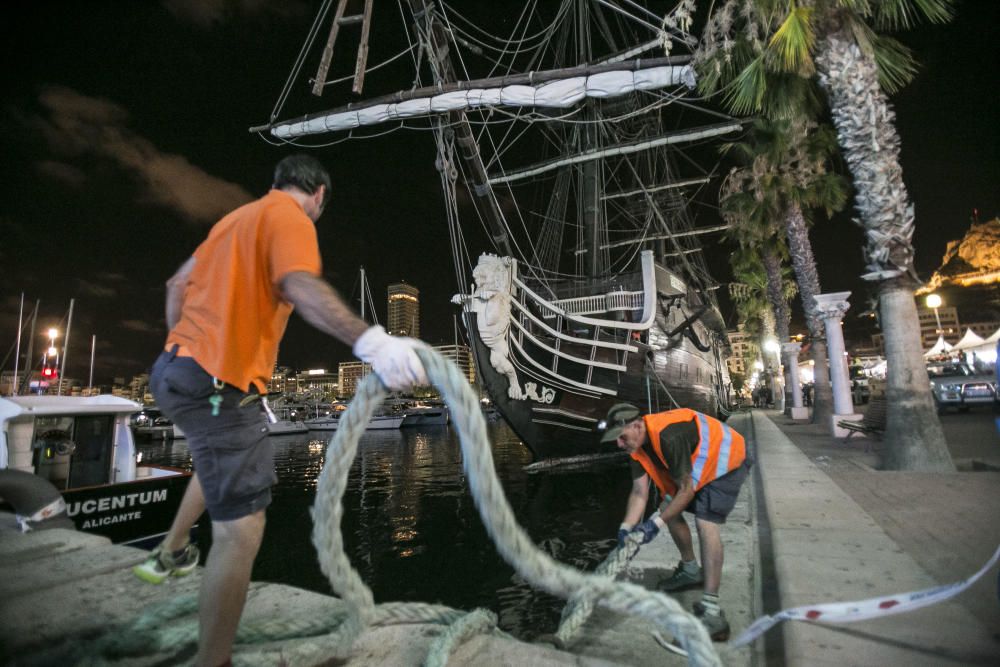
[68,415,115,489]
[32,416,75,490]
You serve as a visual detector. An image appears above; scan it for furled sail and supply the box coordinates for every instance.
[268,63,695,139]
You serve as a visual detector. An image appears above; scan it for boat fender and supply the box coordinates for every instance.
[0,468,72,533]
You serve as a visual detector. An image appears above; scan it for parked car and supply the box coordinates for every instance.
[926,360,999,414]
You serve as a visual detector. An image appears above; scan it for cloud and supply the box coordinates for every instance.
[163,0,302,28]
[35,160,87,188]
[32,86,252,224]
[75,278,119,299]
[121,319,159,333]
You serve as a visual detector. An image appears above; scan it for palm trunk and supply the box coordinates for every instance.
[784,201,833,424]
[816,31,954,471]
[761,246,789,410]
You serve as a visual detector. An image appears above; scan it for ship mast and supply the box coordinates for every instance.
[405,0,513,259]
[578,0,603,278]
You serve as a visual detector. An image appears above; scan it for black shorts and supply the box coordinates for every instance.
[150,348,275,522]
[688,461,748,524]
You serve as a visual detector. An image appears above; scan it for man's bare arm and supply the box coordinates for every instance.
[623,461,651,526]
[280,271,369,346]
[657,472,695,524]
[165,257,196,331]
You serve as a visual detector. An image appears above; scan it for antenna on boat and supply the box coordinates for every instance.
[57,299,74,396]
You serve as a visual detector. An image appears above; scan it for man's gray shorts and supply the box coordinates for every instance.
[688,461,748,524]
[151,348,275,521]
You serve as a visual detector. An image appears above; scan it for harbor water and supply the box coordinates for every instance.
[138,421,633,640]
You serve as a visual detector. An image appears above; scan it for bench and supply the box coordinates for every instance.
[838,396,887,447]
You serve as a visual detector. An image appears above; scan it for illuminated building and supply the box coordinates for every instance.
[387,282,420,337]
[432,344,475,386]
[338,360,372,398]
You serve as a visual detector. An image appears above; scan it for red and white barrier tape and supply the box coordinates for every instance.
[730,543,1000,647]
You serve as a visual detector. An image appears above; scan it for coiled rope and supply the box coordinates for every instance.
[308,347,719,666]
[50,348,718,666]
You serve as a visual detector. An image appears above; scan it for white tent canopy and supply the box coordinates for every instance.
[951,328,986,351]
[923,335,954,357]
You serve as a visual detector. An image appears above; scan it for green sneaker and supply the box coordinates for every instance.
[133,543,200,584]
[693,601,730,642]
[659,561,704,592]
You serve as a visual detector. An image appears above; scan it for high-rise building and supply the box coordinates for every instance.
[387,282,420,337]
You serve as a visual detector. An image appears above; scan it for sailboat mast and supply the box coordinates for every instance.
[20,300,39,395]
[58,298,74,396]
[11,293,24,395]
[360,266,366,322]
[88,334,96,391]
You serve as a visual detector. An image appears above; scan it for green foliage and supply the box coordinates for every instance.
[696,0,956,118]
[768,5,816,75]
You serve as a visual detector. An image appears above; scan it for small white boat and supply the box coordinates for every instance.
[305,412,406,431]
[401,404,450,426]
[0,395,191,546]
[266,419,309,435]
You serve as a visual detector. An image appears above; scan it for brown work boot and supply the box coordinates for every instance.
[693,601,730,642]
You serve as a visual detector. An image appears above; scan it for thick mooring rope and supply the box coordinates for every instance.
[310,347,719,666]
[553,534,644,646]
[55,348,717,666]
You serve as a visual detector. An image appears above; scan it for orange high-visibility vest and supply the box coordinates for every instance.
[630,408,745,497]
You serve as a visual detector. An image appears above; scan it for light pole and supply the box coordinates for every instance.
[41,328,59,394]
[926,293,943,336]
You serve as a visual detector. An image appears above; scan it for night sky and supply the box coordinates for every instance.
[2,1,997,385]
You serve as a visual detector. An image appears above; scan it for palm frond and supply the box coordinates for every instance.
[725,55,769,116]
[767,5,816,75]
[874,0,955,30]
[872,35,918,93]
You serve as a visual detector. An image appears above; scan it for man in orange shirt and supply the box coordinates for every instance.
[600,403,748,641]
[134,155,427,666]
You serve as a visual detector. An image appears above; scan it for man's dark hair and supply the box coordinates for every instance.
[273,154,331,207]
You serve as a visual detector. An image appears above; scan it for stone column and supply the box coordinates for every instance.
[782,341,809,419]
[813,292,862,436]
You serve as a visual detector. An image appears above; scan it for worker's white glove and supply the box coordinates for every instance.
[353,325,429,391]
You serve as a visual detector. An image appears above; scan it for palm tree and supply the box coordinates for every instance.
[728,246,794,406]
[697,0,956,471]
[720,117,848,424]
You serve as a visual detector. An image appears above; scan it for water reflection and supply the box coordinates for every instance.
[138,422,631,639]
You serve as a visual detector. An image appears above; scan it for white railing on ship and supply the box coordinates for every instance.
[545,290,645,317]
[501,251,658,395]
[512,251,657,331]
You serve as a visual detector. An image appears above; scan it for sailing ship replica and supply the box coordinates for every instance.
[254,1,739,461]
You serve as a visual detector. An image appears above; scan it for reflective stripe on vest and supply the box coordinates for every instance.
[635,409,746,495]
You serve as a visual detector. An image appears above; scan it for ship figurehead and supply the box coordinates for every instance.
[453,254,523,400]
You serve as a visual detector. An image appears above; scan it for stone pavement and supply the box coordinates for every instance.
[754,407,1000,666]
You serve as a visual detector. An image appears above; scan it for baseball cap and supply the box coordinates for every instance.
[598,403,641,443]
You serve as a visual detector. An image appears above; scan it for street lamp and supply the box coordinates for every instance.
[925,294,943,335]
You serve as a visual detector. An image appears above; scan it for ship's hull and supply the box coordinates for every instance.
[464,308,725,461]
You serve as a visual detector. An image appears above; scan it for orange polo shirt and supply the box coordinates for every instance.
[166,189,322,392]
